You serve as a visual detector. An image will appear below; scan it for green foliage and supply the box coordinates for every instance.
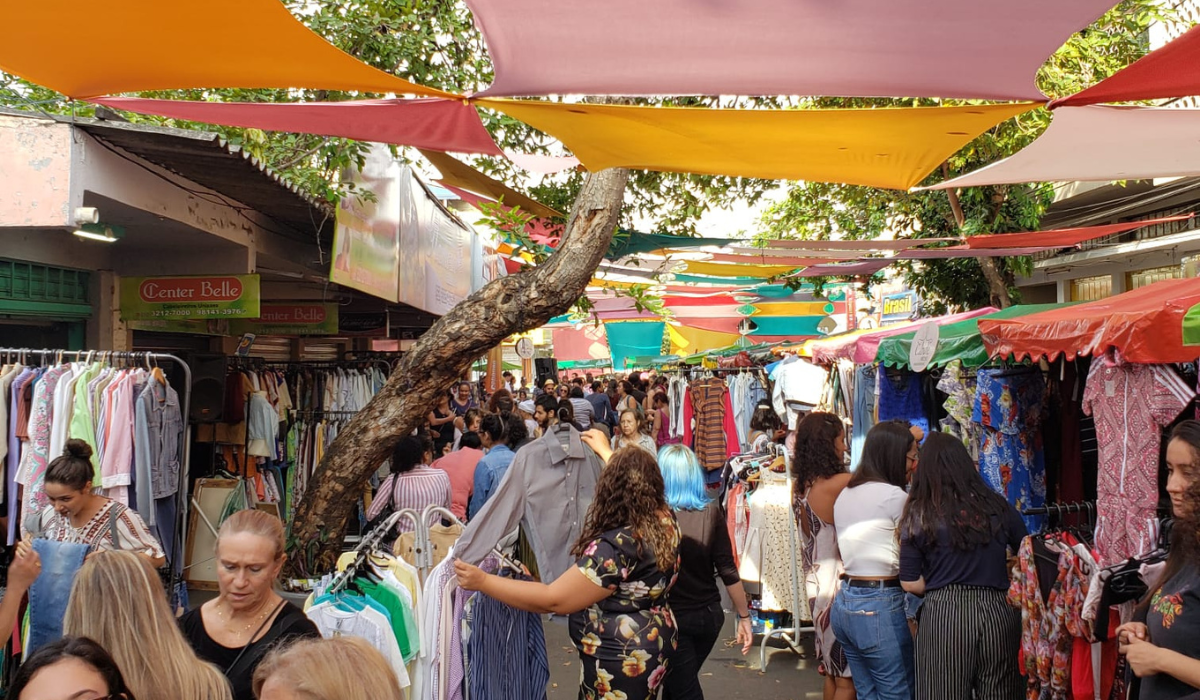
[758,0,1168,312]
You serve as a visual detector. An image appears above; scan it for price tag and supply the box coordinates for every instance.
[909,322,940,373]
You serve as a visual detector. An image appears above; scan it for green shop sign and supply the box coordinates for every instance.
[231,303,340,336]
[120,275,260,321]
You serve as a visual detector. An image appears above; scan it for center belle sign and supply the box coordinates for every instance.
[119,275,261,321]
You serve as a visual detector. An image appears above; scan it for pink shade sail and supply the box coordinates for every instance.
[467,0,1118,100]
[552,326,609,361]
[787,260,894,278]
[925,106,1200,189]
[1053,23,1200,108]
[704,253,839,267]
[965,215,1195,249]
[896,246,1069,259]
[809,308,998,364]
[442,184,563,246]
[755,238,960,251]
[725,247,866,260]
[92,96,502,155]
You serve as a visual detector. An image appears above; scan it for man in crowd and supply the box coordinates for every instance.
[502,370,516,393]
[586,381,615,432]
[534,394,559,434]
[568,386,594,430]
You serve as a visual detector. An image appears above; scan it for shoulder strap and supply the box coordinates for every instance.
[108,502,127,549]
[225,600,288,678]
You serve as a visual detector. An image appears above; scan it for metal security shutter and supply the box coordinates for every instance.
[0,259,91,318]
[300,339,347,361]
[247,336,293,362]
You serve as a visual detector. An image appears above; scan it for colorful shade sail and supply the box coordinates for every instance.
[808,307,998,364]
[93,96,502,156]
[787,260,894,278]
[979,277,1200,364]
[703,253,841,267]
[551,326,609,362]
[756,238,961,251]
[682,260,798,278]
[925,107,1200,189]
[466,0,1117,100]
[419,150,561,219]
[876,304,1070,370]
[668,325,743,357]
[964,215,1195,248]
[0,0,448,98]
[479,99,1038,190]
[895,246,1066,259]
[1053,23,1200,108]
[605,321,666,369]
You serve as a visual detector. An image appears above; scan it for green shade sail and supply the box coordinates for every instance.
[875,303,1074,370]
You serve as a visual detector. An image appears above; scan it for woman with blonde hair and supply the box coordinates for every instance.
[253,636,403,700]
[64,550,232,700]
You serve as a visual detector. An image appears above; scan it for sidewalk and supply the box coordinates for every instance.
[543,613,826,699]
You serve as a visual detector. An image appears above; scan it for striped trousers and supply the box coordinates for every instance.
[914,585,1023,700]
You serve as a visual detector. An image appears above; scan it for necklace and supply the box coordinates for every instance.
[215,597,275,635]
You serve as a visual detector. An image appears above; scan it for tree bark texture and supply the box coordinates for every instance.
[979,257,1013,309]
[285,167,630,576]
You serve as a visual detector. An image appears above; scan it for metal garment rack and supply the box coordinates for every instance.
[0,348,193,592]
[757,447,815,670]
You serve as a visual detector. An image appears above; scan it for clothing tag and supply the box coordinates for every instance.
[1105,380,1115,398]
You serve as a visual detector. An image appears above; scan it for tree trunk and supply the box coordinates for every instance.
[285,167,630,576]
[978,257,1013,309]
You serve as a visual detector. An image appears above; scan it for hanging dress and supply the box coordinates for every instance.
[795,485,851,678]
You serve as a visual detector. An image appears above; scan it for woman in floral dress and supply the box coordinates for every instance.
[455,446,681,700]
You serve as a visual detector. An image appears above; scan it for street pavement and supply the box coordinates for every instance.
[543,613,827,699]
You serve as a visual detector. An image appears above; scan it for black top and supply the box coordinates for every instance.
[431,407,455,454]
[668,500,740,612]
[1140,565,1200,700]
[180,601,320,700]
[899,505,1026,592]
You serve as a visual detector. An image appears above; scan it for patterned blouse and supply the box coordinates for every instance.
[570,522,681,700]
[37,499,164,559]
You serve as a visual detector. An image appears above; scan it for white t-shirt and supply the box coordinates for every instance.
[833,481,908,578]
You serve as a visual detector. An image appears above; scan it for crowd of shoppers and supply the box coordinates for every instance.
[11,369,1198,700]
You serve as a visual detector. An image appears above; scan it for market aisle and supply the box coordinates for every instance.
[543,614,826,699]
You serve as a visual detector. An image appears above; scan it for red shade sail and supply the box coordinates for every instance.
[979,277,1200,364]
[1053,23,1200,108]
[965,215,1194,249]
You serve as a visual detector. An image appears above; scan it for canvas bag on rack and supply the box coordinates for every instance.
[393,522,463,568]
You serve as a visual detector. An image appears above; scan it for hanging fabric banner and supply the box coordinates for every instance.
[604,321,666,369]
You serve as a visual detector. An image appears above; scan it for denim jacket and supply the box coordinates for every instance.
[135,379,183,503]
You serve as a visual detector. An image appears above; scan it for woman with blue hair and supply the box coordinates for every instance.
[659,444,753,699]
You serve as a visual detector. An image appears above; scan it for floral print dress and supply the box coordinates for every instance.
[570,522,681,700]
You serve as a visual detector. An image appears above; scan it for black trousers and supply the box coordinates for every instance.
[663,602,724,700]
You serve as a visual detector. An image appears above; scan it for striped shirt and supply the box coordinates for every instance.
[37,500,164,559]
[366,466,452,531]
[464,574,549,699]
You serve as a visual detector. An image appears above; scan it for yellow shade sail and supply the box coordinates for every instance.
[0,0,449,98]
[682,260,798,278]
[669,325,742,356]
[477,99,1038,189]
[752,301,837,317]
[419,150,563,219]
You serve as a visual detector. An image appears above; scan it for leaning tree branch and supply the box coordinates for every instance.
[285,166,630,575]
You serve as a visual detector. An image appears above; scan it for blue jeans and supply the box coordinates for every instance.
[831,585,914,700]
[27,539,91,656]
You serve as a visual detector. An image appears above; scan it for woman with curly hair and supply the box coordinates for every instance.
[792,412,856,700]
[455,446,681,700]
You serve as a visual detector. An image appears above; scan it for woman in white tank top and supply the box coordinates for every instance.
[830,420,918,700]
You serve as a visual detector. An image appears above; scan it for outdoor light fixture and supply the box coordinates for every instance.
[71,223,125,243]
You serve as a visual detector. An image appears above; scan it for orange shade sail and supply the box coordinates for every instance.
[0,0,449,98]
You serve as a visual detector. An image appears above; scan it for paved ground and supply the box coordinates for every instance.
[543,614,827,700]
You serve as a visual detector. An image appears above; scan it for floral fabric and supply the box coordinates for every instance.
[570,523,680,700]
[973,369,1048,533]
[936,360,981,462]
[1007,535,1093,700]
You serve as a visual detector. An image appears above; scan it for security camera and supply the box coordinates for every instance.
[73,207,100,226]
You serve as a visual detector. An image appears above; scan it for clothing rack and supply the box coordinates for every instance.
[408,505,523,583]
[1021,500,1096,518]
[329,508,421,595]
[757,441,814,669]
[0,348,194,593]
